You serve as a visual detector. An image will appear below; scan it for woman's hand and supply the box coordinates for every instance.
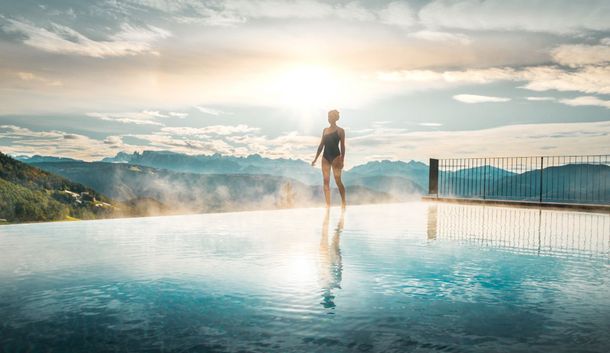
[338,155,344,169]
[311,159,317,167]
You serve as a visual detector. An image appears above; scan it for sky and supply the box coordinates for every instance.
[0,0,609,166]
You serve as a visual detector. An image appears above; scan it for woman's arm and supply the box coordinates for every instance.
[311,129,325,166]
[339,128,346,168]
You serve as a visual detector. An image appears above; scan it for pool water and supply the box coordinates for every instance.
[1,202,609,352]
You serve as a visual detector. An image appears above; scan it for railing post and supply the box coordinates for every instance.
[429,158,439,196]
[483,158,487,200]
[539,157,544,203]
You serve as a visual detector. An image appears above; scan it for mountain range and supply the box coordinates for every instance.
[5,150,608,223]
[1,151,427,223]
[28,161,415,213]
[18,151,427,203]
[96,150,430,188]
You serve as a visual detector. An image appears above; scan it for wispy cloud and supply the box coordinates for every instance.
[378,63,610,96]
[559,96,610,109]
[1,18,170,57]
[195,106,231,116]
[117,0,421,29]
[419,0,610,34]
[377,67,520,84]
[160,125,259,136]
[526,96,556,101]
[16,71,62,86]
[114,0,610,36]
[86,111,179,126]
[377,1,416,28]
[3,120,609,165]
[0,125,129,160]
[521,65,610,95]
[453,94,511,103]
[408,30,471,44]
[221,0,417,27]
[551,40,610,67]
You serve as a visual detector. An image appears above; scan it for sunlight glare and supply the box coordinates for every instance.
[272,64,342,110]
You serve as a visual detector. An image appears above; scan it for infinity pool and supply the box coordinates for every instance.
[1,202,609,352]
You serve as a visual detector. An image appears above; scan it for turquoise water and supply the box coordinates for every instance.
[0,202,609,353]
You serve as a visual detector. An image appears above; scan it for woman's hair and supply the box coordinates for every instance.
[328,109,340,121]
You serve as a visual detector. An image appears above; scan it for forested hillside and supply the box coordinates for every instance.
[0,152,124,223]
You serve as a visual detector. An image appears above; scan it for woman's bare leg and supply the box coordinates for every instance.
[331,158,346,207]
[322,157,331,207]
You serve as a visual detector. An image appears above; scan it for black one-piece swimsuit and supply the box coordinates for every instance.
[322,130,341,164]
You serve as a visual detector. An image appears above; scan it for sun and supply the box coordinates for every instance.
[271,64,342,109]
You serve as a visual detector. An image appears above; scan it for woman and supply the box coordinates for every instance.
[311,109,346,208]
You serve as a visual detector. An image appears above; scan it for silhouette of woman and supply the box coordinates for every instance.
[311,110,346,208]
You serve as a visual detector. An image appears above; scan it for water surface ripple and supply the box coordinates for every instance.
[1,202,609,352]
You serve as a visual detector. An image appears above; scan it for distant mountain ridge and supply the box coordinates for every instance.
[8,151,428,222]
[14,155,81,164]
[18,150,430,193]
[100,150,322,184]
[30,161,402,213]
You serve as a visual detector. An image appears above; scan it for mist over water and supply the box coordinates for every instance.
[1,202,608,352]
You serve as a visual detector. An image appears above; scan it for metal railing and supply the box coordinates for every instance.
[428,155,610,205]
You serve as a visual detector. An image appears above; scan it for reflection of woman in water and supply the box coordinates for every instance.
[318,208,345,309]
[311,110,346,208]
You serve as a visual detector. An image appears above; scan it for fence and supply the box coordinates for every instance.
[427,155,610,205]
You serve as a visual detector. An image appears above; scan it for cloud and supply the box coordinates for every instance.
[62,134,80,140]
[334,1,377,22]
[520,65,610,95]
[103,136,123,145]
[526,96,556,101]
[121,0,246,26]
[377,67,519,84]
[419,122,443,127]
[2,1,610,122]
[551,42,610,68]
[0,125,130,160]
[2,119,609,166]
[195,106,231,116]
[419,0,610,34]
[127,131,239,155]
[378,64,610,95]
[223,0,333,20]
[16,71,62,86]
[559,96,610,109]
[86,111,174,126]
[119,0,415,28]
[453,94,511,103]
[2,18,170,57]
[408,30,471,45]
[160,125,260,136]
[220,0,417,27]
[378,1,415,28]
